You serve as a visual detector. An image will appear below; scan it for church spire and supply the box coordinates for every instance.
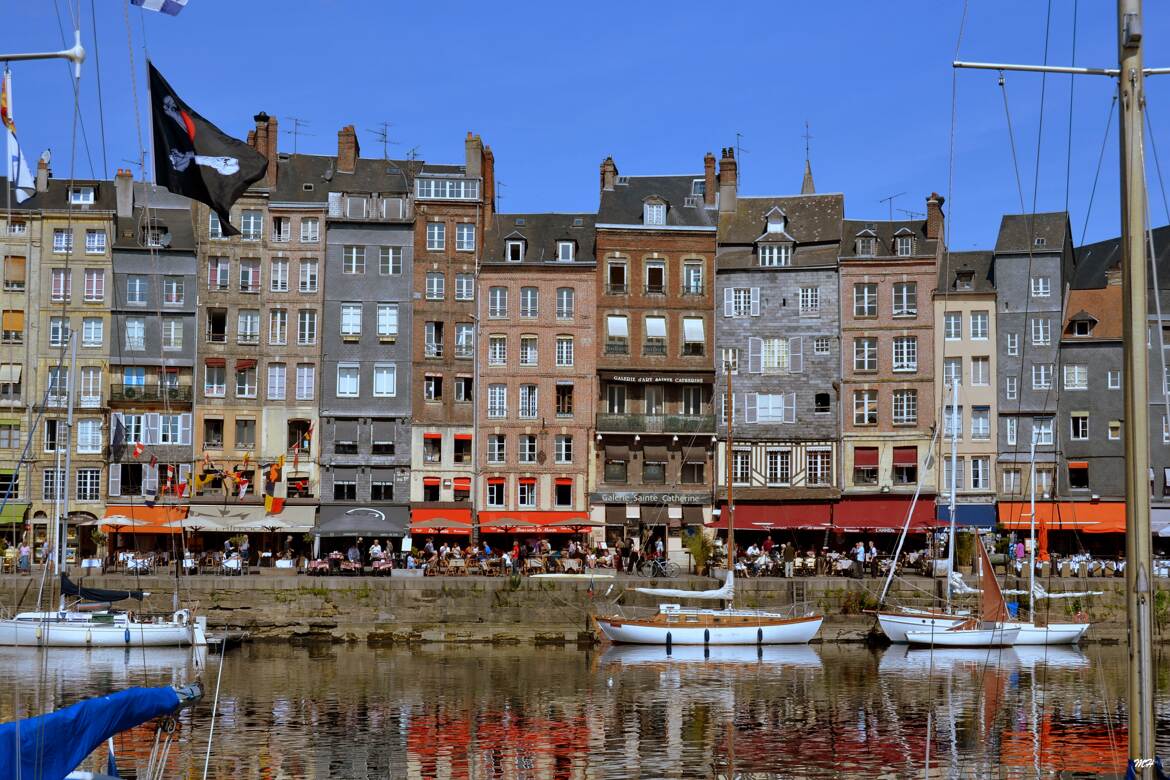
[800,121,815,194]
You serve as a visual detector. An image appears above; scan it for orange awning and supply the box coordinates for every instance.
[410,506,472,535]
[477,510,591,534]
[102,505,188,534]
[998,501,1125,533]
[1067,461,1089,469]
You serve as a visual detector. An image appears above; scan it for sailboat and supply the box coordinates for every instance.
[593,363,823,646]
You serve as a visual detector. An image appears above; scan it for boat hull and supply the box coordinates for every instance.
[905,624,1021,648]
[877,610,967,643]
[1010,621,1089,645]
[596,614,823,645]
[0,614,206,648]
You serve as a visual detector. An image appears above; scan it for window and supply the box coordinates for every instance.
[238,259,260,292]
[73,468,100,502]
[80,367,100,406]
[944,406,963,439]
[270,259,289,292]
[1108,420,1121,440]
[892,389,917,425]
[1108,369,1121,389]
[297,310,317,345]
[1070,412,1089,440]
[1005,375,1018,400]
[759,244,792,267]
[235,365,257,398]
[336,363,359,397]
[892,336,917,372]
[42,469,64,501]
[48,317,70,348]
[76,419,101,454]
[455,223,475,251]
[895,235,914,256]
[971,406,991,439]
[557,240,575,262]
[554,287,575,320]
[333,475,357,502]
[506,240,525,262]
[853,447,879,485]
[342,246,365,274]
[124,318,145,351]
[345,195,367,219]
[488,287,508,318]
[426,272,445,300]
[944,311,961,340]
[556,336,574,367]
[300,217,319,243]
[373,363,397,397]
[271,216,291,243]
[237,309,260,344]
[241,210,262,240]
[295,365,314,400]
[1064,365,1088,390]
[853,283,877,317]
[799,286,820,315]
[424,375,442,401]
[1030,318,1051,346]
[51,268,71,301]
[81,318,103,347]
[554,434,573,464]
[807,450,832,486]
[892,282,917,317]
[424,321,443,357]
[1030,276,1051,297]
[682,262,703,295]
[488,384,506,418]
[204,365,225,397]
[162,318,182,350]
[520,287,538,318]
[556,384,574,416]
[455,273,474,301]
[518,434,537,464]
[812,337,831,356]
[52,229,73,253]
[1003,468,1022,494]
[208,258,229,289]
[159,275,182,305]
[85,229,110,256]
[814,392,831,414]
[761,338,789,373]
[682,318,705,355]
[340,303,362,337]
[488,335,508,366]
[1034,416,1054,445]
[943,457,965,493]
[376,304,398,339]
[267,363,286,400]
[970,356,990,386]
[81,269,104,303]
[1032,363,1053,389]
[643,202,666,225]
[126,275,147,305]
[731,450,751,485]
[488,434,505,464]
[518,384,538,418]
[486,480,504,507]
[3,256,25,291]
[1068,462,1089,490]
[765,449,791,485]
[756,393,795,423]
[1007,333,1019,356]
[269,308,288,345]
[375,246,401,276]
[645,260,665,294]
[853,337,877,372]
[966,309,989,339]
[856,236,876,256]
[455,323,473,358]
[1005,417,1017,446]
[853,389,877,425]
[208,212,223,239]
[426,222,446,250]
[70,185,95,204]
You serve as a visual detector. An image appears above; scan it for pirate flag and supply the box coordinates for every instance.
[148,62,267,236]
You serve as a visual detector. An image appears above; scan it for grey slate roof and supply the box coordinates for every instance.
[993,212,1069,254]
[20,178,116,212]
[717,194,843,270]
[839,218,938,259]
[270,154,411,202]
[597,174,717,228]
[483,213,597,265]
[1074,223,1170,290]
[937,250,995,294]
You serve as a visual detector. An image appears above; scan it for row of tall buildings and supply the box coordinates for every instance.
[0,115,1163,561]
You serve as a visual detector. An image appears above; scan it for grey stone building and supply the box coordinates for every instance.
[993,213,1074,509]
[315,140,415,544]
[714,192,844,534]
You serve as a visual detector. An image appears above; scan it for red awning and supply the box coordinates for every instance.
[555,477,573,486]
[707,503,832,531]
[1067,461,1089,470]
[235,359,256,370]
[478,510,592,534]
[453,477,471,489]
[853,447,879,467]
[518,477,536,485]
[892,446,918,466]
[423,433,442,440]
[998,501,1125,533]
[204,357,226,367]
[410,507,472,535]
[834,496,937,532]
[422,477,441,486]
[454,434,472,441]
[102,505,188,534]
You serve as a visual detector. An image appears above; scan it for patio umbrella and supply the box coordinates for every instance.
[563,517,606,534]
[483,517,524,533]
[412,518,472,533]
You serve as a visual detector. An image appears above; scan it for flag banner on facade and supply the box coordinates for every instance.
[131,0,189,16]
[148,62,266,236]
[264,495,284,515]
[132,442,145,459]
[2,68,35,203]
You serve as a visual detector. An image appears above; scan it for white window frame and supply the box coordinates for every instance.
[426,222,446,251]
[373,363,397,397]
[335,363,360,398]
[892,282,917,317]
[943,311,961,340]
[1030,275,1051,298]
[892,336,917,372]
[970,310,989,340]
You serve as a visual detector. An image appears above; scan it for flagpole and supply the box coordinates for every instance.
[0,29,86,78]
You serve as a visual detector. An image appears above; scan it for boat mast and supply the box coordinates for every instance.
[58,334,77,575]
[945,379,958,612]
[1028,425,1038,606]
[725,360,734,574]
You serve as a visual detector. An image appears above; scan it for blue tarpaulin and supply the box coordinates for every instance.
[935,503,996,529]
[0,686,180,780]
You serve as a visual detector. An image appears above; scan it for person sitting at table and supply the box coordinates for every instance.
[347,542,362,568]
[368,539,382,562]
[585,549,597,569]
[223,538,233,556]
[438,541,450,559]
[482,541,492,560]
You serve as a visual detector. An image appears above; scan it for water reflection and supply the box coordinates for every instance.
[3,642,1164,778]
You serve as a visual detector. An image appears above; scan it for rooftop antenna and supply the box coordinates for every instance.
[496,179,507,208]
[282,117,314,155]
[879,192,906,222]
[367,121,400,160]
[802,121,813,163]
[897,208,925,220]
[735,131,749,160]
[406,146,422,162]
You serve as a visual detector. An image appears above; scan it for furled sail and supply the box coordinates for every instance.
[1002,582,1104,599]
[633,570,734,601]
[949,571,980,595]
[61,573,146,602]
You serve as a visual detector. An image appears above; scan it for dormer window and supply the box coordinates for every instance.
[557,241,575,262]
[143,226,169,248]
[643,200,666,226]
[691,179,705,196]
[759,244,792,267]
[1034,236,1047,247]
[956,272,974,290]
[69,186,95,205]
[896,236,914,256]
[856,237,876,257]
[506,240,525,262]
[765,207,787,234]
[1073,320,1092,337]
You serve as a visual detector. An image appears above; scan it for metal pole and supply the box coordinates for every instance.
[1118,0,1156,772]
[725,362,734,574]
[60,334,77,573]
[1028,429,1037,607]
[945,380,958,612]
[0,30,86,78]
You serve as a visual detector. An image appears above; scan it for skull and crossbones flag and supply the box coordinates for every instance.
[148,62,267,236]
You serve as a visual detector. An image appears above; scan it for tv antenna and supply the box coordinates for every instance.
[802,120,813,163]
[282,117,315,154]
[367,121,400,160]
[897,208,925,220]
[735,131,749,159]
[406,146,422,162]
[879,192,906,222]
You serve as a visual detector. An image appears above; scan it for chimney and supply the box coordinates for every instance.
[35,156,49,193]
[926,192,946,240]
[482,144,495,222]
[600,156,618,194]
[115,168,133,219]
[253,112,278,187]
[703,152,716,206]
[1106,265,1123,286]
[465,132,484,178]
[718,148,737,214]
[337,125,359,174]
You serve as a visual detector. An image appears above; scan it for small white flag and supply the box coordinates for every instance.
[131,0,189,15]
[2,69,34,203]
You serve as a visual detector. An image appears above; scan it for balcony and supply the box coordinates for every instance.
[644,284,665,296]
[605,283,628,296]
[110,384,194,404]
[642,342,666,356]
[596,413,715,434]
[681,284,704,297]
[605,339,629,355]
[425,343,444,358]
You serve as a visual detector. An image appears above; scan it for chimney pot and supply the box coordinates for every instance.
[35,156,49,193]
[703,152,717,206]
[465,132,484,178]
[600,156,618,194]
[337,125,359,174]
[718,150,738,214]
[115,168,133,219]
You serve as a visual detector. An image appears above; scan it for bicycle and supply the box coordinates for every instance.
[638,558,681,578]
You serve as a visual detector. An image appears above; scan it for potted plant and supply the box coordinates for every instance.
[955,530,976,575]
[681,529,715,577]
[91,529,108,566]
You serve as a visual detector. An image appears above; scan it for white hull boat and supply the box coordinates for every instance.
[595,607,823,646]
[1010,621,1089,645]
[906,622,1021,648]
[876,610,968,643]
[0,609,207,648]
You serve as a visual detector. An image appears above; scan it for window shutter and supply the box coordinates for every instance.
[748,337,763,374]
[144,413,161,445]
[179,414,192,446]
[750,288,761,316]
[785,392,797,423]
[142,464,158,496]
[789,336,803,373]
[107,464,121,497]
[723,287,734,317]
[745,393,758,424]
[327,192,343,217]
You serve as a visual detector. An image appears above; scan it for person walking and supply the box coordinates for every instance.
[783,542,796,578]
[867,541,879,576]
[854,542,866,579]
[17,541,31,574]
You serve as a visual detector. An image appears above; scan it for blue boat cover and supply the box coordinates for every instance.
[0,686,179,780]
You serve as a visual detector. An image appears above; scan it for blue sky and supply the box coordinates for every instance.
[5,1,1170,248]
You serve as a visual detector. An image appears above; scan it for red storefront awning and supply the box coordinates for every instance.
[853,447,879,467]
[997,501,1125,533]
[410,507,472,535]
[892,446,918,466]
[707,503,832,531]
[834,496,937,532]
[478,510,592,534]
